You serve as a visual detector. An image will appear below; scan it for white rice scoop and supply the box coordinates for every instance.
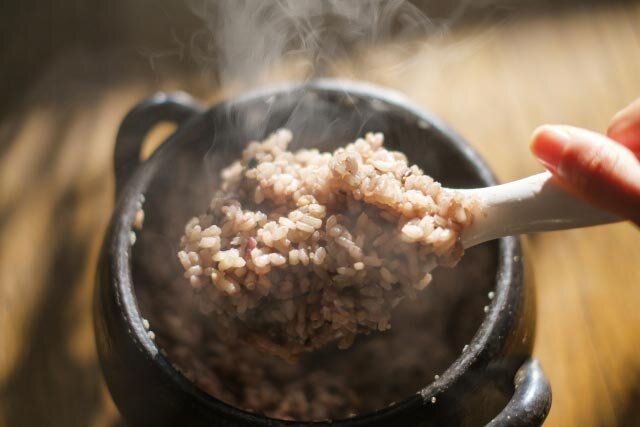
[459,171,621,248]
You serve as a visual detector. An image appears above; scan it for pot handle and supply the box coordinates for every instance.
[114,92,204,198]
[485,359,552,427]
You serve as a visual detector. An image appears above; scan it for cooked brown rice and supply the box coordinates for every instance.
[177,129,477,359]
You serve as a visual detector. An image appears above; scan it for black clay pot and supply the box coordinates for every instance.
[94,80,551,427]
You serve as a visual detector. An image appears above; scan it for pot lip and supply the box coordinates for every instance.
[108,78,522,425]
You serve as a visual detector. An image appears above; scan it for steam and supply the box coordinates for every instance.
[187,0,435,88]
[134,0,504,372]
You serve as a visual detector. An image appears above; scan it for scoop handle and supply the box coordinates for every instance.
[460,172,621,248]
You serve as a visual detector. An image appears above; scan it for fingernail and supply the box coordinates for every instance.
[531,126,571,172]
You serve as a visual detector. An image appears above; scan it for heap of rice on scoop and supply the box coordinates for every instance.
[178,129,478,360]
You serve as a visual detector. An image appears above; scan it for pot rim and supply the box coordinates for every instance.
[109,78,521,425]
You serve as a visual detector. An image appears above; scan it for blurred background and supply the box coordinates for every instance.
[1,0,639,426]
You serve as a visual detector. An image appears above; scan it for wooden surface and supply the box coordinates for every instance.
[1,2,640,426]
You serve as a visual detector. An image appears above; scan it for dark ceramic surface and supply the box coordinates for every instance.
[94,80,551,426]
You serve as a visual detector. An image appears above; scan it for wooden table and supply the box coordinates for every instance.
[1,2,639,426]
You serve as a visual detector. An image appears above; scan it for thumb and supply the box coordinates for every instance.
[530,125,640,225]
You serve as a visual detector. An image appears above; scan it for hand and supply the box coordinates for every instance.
[530,98,640,226]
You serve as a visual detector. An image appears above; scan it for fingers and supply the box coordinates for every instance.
[530,125,640,225]
[607,97,640,156]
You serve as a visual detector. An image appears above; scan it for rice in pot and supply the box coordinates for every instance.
[177,129,478,360]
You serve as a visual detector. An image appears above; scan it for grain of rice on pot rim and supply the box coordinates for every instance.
[177,129,479,360]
